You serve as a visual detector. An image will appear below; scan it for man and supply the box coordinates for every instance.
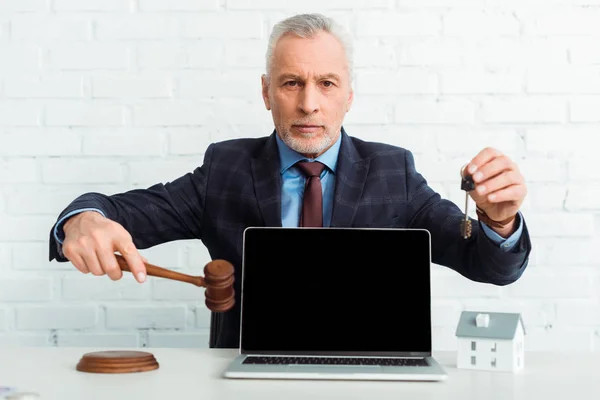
[48,13,531,348]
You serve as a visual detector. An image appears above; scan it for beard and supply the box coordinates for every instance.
[278,122,336,157]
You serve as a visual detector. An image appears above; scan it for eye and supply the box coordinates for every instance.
[285,81,299,87]
[322,80,334,87]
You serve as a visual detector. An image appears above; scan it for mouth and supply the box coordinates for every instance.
[292,125,323,134]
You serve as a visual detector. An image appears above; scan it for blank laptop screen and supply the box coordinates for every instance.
[240,228,432,356]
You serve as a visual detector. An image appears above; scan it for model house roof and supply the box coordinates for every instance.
[455,311,526,340]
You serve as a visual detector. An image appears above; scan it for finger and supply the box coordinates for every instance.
[472,155,514,185]
[69,253,90,274]
[486,184,527,203]
[116,240,146,283]
[475,170,522,196]
[62,242,86,271]
[82,250,105,276]
[96,249,123,281]
[467,147,503,175]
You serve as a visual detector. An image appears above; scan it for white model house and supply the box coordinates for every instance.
[455,311,525,372]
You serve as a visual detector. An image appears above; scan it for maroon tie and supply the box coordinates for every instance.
[296,161,326,227]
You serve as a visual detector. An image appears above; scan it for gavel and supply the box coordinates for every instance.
[114,254,235,312]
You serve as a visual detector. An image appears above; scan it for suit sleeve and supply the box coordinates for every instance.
[403,149,531,286]
[49,144,214,262]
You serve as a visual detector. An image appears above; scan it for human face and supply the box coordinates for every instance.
[261,31,354,159]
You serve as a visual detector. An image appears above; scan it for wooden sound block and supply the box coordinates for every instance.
[76,351,159,374]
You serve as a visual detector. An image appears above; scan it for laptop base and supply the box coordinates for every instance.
[222,354,448,381]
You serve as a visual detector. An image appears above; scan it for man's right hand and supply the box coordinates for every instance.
[61,211,147,283]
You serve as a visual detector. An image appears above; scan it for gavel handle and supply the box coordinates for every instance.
[114,254,206,287]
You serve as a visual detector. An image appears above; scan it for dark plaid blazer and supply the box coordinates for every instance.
[49,127,532,348]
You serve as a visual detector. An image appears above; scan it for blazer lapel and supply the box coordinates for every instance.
[330,127,370,227]
[251,132,283,227]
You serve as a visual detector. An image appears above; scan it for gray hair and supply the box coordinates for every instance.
[265,13,354,85]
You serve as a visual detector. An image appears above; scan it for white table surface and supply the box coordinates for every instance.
[1,347,598,399]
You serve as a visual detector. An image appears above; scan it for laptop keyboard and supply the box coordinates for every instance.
[242,356,428,367]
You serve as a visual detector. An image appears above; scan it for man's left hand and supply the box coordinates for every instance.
[464,147,527,225]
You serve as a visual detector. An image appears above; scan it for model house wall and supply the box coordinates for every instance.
[455,311,526,373]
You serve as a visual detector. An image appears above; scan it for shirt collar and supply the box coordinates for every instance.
[275,132,342,174]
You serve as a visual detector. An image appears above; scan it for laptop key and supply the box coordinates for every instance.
[243,356,429,367]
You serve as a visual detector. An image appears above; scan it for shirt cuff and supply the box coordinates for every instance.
[53,208,106,245]
[479,211,523,251]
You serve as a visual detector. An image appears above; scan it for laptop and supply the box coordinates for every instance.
[222,227,447,381]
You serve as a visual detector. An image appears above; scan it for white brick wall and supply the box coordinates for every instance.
[61,275,151,301]
[0,309,6,332]
[53,0,128,12]
[16,307,98,330]
[0,279,52,302]
[105,306,187,329]
[1,0,599,352]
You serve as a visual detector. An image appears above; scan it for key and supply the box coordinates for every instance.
[460,167,475,239]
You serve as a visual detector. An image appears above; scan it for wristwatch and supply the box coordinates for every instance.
[475,206,516,228]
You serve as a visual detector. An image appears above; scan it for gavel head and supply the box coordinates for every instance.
[203,260,235,312]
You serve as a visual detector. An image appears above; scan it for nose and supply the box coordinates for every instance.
[298,83,320,115]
